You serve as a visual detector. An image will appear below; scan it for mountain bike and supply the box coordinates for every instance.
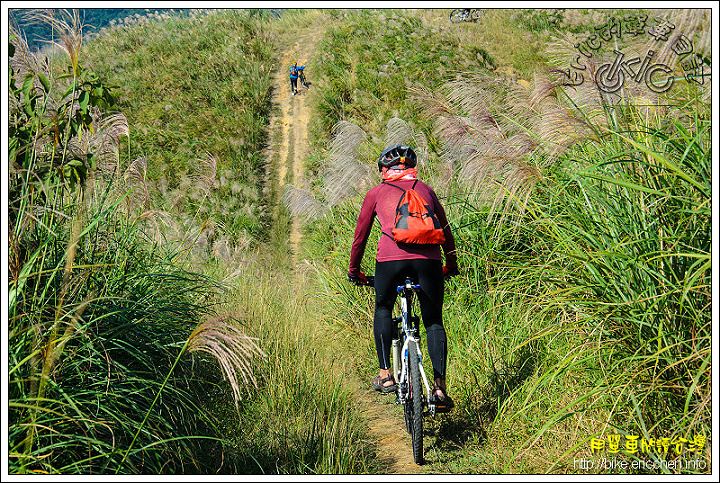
[450,8,485,23]
[299,70,310,89]
[361,275,436,465]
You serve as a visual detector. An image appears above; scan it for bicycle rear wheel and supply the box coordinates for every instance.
[471,9,485,22]
[407,339,424,464]
[449,9,465,23]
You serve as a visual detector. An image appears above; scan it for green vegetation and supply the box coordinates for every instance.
[81,9,277,248]
[314,9,494,139]
[8,7,711,476]
[9,8,175,51]
[222,268,378,473]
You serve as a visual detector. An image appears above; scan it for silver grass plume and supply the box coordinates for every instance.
[384,117,430,170]
[24,9,84,76]
[546,10,710,110]
[324,154,374,207]
[323,122,375,207]
[92,113,130,175]
[384,117,414,147]
[124,157,150,209]
[412,71,598,218]
[135,209,174,245]
[282,118,431,220]
[645,9,711,70]
[189,153,218,198]
[8,26,55,173]
[8,23,48,85]
[281,185,328,222]
[212,238,233,263]
[327,120,367,157]
[644,9,711,104]
[186,314,265,407]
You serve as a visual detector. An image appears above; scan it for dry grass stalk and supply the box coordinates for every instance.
[25,9,84,75]
[124,157,150,209]
[190,153,217,197]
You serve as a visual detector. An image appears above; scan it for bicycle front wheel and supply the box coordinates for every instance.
[407,339,424,464]
[450,9,465,23]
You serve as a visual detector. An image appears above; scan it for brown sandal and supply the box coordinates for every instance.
[430,383,455,412]
[372,374,397,393]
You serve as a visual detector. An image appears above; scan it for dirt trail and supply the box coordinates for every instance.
[355,387,421,473]
[268,19,421,475]
[272,30,312,267]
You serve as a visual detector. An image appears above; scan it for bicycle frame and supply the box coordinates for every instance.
[394,279,436,416]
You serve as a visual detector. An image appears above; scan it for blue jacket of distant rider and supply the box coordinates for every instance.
[289,65,305,79]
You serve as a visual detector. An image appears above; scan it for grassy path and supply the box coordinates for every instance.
[266,14,423,474]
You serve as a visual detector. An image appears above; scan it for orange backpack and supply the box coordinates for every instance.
[383,181,446,245]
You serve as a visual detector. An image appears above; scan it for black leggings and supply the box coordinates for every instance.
[373,258,447,380]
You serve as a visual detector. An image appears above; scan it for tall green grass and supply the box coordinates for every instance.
[436,98,711,473]
[425,72,710,473]
[221,265,379,474]
[8,10,265,474]
[8,194,232,473]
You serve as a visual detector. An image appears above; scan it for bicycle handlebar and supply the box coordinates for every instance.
[348,273,374,287]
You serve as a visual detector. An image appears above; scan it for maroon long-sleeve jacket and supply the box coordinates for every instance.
[348,179,457,276]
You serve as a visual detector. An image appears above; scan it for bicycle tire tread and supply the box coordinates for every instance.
[408,340,424,465]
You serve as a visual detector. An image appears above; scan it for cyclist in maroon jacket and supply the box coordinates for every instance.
[348,145,458,411]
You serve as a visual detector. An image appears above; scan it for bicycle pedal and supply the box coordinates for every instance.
[433,404,453,414]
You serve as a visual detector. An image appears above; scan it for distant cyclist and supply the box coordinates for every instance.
[289,61,305,95]
[348,145,458,412]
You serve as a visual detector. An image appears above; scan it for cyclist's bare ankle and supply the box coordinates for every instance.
[379,368,393,384]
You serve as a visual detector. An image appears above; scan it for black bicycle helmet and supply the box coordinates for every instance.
[377,145,417,171]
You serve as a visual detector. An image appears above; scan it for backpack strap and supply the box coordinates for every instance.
[381,181,403,240]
